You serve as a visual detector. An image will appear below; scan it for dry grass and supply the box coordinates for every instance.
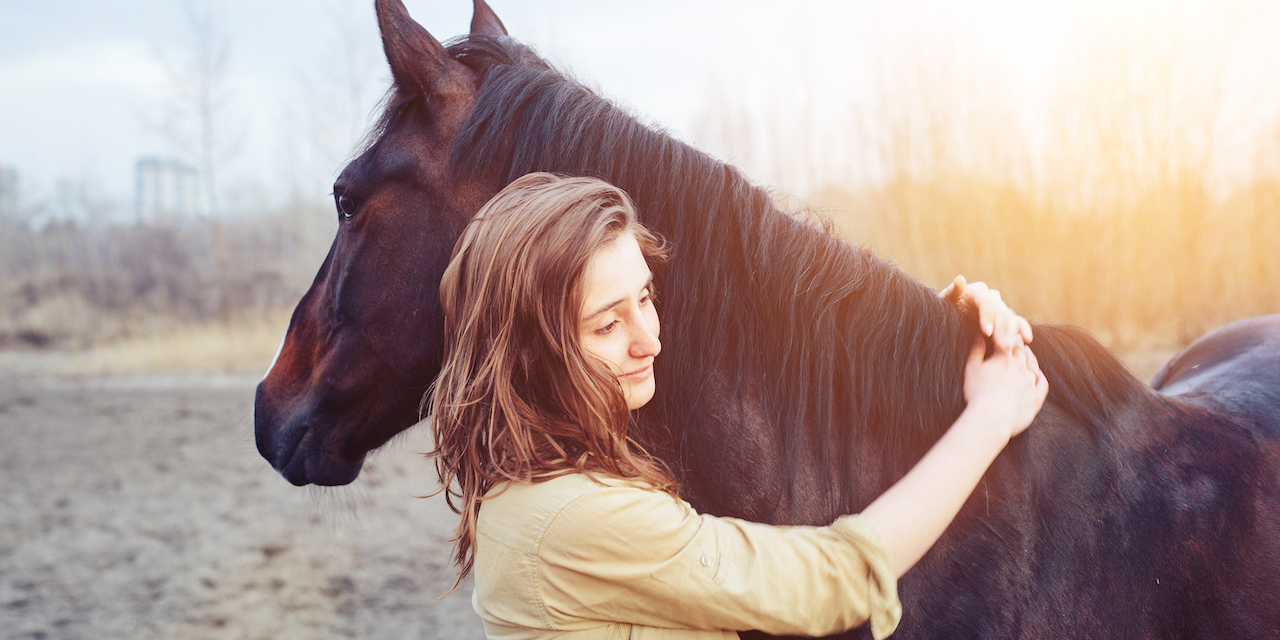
[701,3,1280,352]
[811,176,1280,351]
[1116,346,1184,385]
[65,312,292,376]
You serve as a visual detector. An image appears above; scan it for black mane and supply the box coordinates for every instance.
[435,35,1154,512]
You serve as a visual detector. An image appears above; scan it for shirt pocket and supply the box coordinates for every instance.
[693,544,728,586]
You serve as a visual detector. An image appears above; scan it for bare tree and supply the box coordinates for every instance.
[149,0,246,322]
[153,0,243,218]
[279,0,383,199]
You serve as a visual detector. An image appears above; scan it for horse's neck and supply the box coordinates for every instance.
[491,84,974,497]
[609,146,974,514]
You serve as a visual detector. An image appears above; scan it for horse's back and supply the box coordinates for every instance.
[1153,314,1280,436]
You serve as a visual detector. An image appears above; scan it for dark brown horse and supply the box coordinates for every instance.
[255,1,1280,637]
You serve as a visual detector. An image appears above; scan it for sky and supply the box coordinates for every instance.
[1,0,1277,224]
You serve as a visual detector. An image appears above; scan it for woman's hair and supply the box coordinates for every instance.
[426,172,675,589]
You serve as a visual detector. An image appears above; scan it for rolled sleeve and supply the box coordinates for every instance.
[536,484,902,639]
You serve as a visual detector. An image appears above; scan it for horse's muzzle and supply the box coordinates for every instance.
[254,383,365,486]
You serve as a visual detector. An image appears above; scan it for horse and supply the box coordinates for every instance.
[254,1,1280,637]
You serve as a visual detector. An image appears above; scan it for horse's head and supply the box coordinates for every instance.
[255,0,509,485]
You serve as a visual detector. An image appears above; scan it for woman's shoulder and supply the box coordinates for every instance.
[482,472,606,516]
[478,473,689,552]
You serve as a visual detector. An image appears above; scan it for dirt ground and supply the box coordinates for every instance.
[0,346,1179,640]
[0,370,484,640]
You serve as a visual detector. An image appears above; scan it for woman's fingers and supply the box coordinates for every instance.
[942,277,1034,349]
[965,281,1008,341]
[939,274,967,305]
[1027,347,1049,399]
[975,285,1034,352]
[971,283,996,336]
[966,335,987,368]
[1011,346,1049,435]
[993,312,1034,352]
[994,306,1012,346]
[1016,344,1040,387]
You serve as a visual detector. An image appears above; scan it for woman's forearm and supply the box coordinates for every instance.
[859,403,1013,578]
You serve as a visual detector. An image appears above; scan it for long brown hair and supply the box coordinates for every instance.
[426,172,675,589]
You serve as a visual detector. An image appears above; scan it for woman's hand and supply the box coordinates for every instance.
[939,275,1032,353]
[962,337,1048,440]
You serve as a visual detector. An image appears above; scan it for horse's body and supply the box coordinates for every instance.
[1154,315,1280,429]
[254,2,1280,637]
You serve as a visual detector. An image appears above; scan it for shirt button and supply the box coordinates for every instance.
[700,555,712,567]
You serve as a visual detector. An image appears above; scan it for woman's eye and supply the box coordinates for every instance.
[596,320,618,335]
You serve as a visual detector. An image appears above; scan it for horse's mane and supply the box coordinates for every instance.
[429,35,1152,512]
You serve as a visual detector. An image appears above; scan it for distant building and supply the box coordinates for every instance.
[0,165,16,220]
[135,157,198,222]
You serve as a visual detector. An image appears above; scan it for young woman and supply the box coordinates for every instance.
[428,173,1048,640]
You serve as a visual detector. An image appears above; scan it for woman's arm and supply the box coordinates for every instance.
[535,479,903,638]
[861,337,1048,578]
[530,339,1046,636]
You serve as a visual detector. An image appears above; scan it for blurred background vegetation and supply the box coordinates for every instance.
[0,208,331,372]
[2,0,1277,376]
[697,2,1280,351]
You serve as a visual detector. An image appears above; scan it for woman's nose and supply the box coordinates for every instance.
[629,314,661,358]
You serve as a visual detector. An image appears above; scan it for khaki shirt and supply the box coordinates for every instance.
[473,473,901,640]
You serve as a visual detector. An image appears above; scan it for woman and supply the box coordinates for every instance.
[428,173,1047,640]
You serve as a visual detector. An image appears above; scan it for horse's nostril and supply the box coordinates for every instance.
[276,423,309,471]
[281,455,312,487]
[261,419,313,486]
[254,380,312,471]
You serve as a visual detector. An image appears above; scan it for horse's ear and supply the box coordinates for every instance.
[376,0,468,97]
[471,0,508,37]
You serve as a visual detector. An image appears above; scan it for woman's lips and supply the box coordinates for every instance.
[620,363,653,381]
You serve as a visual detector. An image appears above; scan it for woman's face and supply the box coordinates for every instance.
[578,232,661,411]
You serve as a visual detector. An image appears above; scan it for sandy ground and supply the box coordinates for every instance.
[0,346,1180,640]
[0,370,484,640]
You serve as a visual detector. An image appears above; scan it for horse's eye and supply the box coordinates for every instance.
[334,192,357,221]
